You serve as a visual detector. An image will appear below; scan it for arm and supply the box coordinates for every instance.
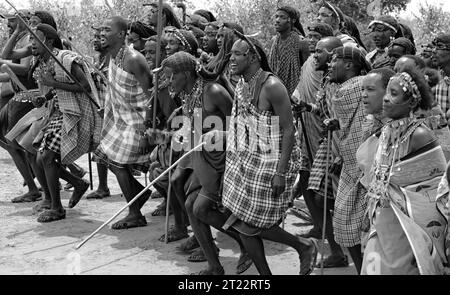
[204,84,233,141]
[127,52,154,154]
[0,73,11,83]
[41,62,91,93]
[2,27,32,60]
[0,55,32,76]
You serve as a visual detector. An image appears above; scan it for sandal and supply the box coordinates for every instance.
[86,189,111,200]
[11,192,42,203]
[158,226,189,243]
[177,236,200,253]
[111,215,147,230]
[32,200,52,214]
[315,255,349,268]
[236,252,253,274]
[68,180,90,208]
[190,266,225,275]
[187,245,220,263]
[299,238,319,275]
[37,209,66,223]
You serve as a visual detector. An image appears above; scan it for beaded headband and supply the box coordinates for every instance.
[391,72,422,104]
[165,28,192,52]
[368,20,398,34]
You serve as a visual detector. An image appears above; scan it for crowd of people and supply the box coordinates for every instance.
[0,0,449,275]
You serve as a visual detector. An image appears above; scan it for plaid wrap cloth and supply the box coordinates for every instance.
[307,82,341,199]
[269,29,306,97]
[38,50,101,164]
[222,72,300,229]
[98,52,151,165]
[292,56,323,172]
[331,76,369,247]
[434,73,450,116]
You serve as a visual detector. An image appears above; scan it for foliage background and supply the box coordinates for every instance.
[0,0,449,57]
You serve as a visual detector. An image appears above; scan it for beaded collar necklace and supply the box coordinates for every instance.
[181,78,204,118]
[114,45,127,68]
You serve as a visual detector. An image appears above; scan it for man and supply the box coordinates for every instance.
[293,37,349,268]
[160,51,251,275]
[199,22,219,64]
[222,33,318,275]
[420,43,438,69]
[30,24,98,222]
[387,37,416,69]
[316,1,356,46]
[327,45,372,274]
[96,16,153,229]
[127,21,156,53]
[291,22,333,238]
[86,26,112,200]
[366,15,399,69]
[269,5,309,97]
[432,34,450,119]
[0,11,41,202]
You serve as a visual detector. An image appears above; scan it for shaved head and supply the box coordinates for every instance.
[110,16,128,35]
[319,36,343,52]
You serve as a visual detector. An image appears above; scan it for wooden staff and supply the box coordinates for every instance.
[75,142,206,250]
[320,130,332,275]
[164,144,174,244]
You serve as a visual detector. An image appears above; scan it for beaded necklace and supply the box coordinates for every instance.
[368,116,421,207]
[32,49,59,85]
[236,68,263,115]
[180,78,204,118]
[114,45,127,69]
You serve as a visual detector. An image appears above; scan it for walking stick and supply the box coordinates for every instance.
[164,144,174,244]
[320,130,332,275]
[75,142,206,250]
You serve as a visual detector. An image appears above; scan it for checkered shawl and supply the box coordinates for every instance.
[292,57,323,171]
[307,82,341,199]
[98,54,151,165]
[41,50,101,165]
[331,76,368,247]
[222,73,301,229]
[269,30,305,97]
[434,74,450,115]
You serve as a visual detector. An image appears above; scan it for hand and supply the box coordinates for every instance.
[32,95,46,108]
[138,135,152,155]
[271,175,286,198]
[329,156,343,175]
[323,118,340,132]
[292,101,309,117]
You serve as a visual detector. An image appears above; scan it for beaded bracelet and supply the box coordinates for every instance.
[274,171,286,178]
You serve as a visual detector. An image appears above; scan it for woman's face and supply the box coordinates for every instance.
[165,33,183,56]
[29,15,42,29]
[362,73,386,115]
[383,77,413,119]
[163,67,186,94]
[144,40,157,69]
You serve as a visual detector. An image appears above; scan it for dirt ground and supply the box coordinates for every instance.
[0,148,356,275]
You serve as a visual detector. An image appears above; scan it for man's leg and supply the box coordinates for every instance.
[59,165,90,209]
[7,142,41,202]
[87,162,111,199]
[239,234,271,275]
[186,191,223,274]
[36,150,66,222]
[108,165,148,229]
[347,244,362,274]
[260,225,317,275]
[27,151,51,212]
[314,194,347,266]
[298,170,322,238]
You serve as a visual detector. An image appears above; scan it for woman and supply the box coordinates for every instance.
[358,66,449,274]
